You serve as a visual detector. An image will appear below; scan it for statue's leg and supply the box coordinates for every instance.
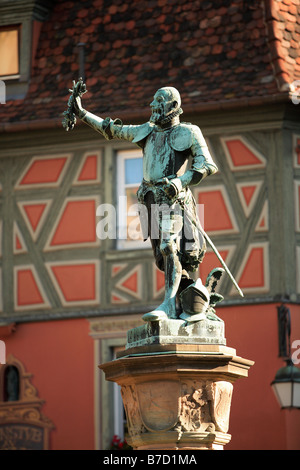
[163,250,183,319]
[142,249,182,322]
[142,211,183,322]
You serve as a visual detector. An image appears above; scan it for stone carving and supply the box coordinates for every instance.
[208,381,233,433]
[89,316,143,339]
[64,80,243,326]
[136,381,180,432]
[178,380,212,433]
[178,380,232,434]
[121,384,146,437]
[0,355,54,450]
[119,378,233,448]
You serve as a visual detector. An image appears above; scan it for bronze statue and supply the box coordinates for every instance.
[63,79,242,323]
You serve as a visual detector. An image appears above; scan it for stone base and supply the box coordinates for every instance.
[100,340,254,451]
[128,430,232,451]
[126,318,226,349]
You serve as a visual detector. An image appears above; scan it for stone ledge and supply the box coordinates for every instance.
[130,430,232,451]
[118,343,236,359]
[126,318,226,350]
[102,345,254,383]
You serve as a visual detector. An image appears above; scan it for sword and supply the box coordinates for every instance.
[180,199,244,298]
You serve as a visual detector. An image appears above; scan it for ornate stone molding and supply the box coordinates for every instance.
[0,355,54,450]
[89,315,143,339]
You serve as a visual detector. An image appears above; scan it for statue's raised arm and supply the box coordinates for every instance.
[63,78,145,143]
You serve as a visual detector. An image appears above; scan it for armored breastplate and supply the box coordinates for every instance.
[131,121,215,182]
[143,129,176,181]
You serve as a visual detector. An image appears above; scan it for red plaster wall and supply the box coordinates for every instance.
[2,318,95,450]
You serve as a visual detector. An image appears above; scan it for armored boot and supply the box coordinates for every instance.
[142,252,182,322]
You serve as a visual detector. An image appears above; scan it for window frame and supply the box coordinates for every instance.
[0,1,53,100]
[0,17,30,100]
[0,24,21,80]
[116,149,150,250]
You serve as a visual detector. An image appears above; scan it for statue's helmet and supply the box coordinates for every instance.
[150,86,182,124]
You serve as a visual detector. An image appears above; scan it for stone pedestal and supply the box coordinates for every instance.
[126,318,226,348]
[99,319,254,450]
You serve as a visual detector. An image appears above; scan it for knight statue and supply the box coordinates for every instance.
[63,79,242,323]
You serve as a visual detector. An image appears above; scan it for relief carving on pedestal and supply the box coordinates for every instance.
[178,380,212,433]
[121,384,146,437]
[207,381,233,433]
[136,381,181,432]
[179,380,233,434]
[121,378,233,441]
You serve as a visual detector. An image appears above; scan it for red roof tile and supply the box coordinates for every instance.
[265,0,300,90]
[1,0,299,131]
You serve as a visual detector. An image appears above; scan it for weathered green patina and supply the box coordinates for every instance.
[64,80,235,324]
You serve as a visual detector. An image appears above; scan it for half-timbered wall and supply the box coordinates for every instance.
[0,145,102,320]
[0,124,299,323]
[0,112,300,450]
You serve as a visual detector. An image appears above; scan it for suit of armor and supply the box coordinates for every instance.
[75,86,218,321]
[86,117,217,272]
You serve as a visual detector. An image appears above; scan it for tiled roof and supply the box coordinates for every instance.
[265,0,300,90]
[1,0,299,131]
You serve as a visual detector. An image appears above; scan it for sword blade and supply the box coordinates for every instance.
[182,202,244,298]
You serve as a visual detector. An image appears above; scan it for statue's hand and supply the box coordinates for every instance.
[164,182,177,199]
[161,178,177,202]
[164,177,184,200]
[69,78,87,116]
[62,78,87,131]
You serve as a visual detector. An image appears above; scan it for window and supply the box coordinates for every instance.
[117,149,150,249]
[3,366,20,401]
[0,1,53,100]
[0,26,20,79]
